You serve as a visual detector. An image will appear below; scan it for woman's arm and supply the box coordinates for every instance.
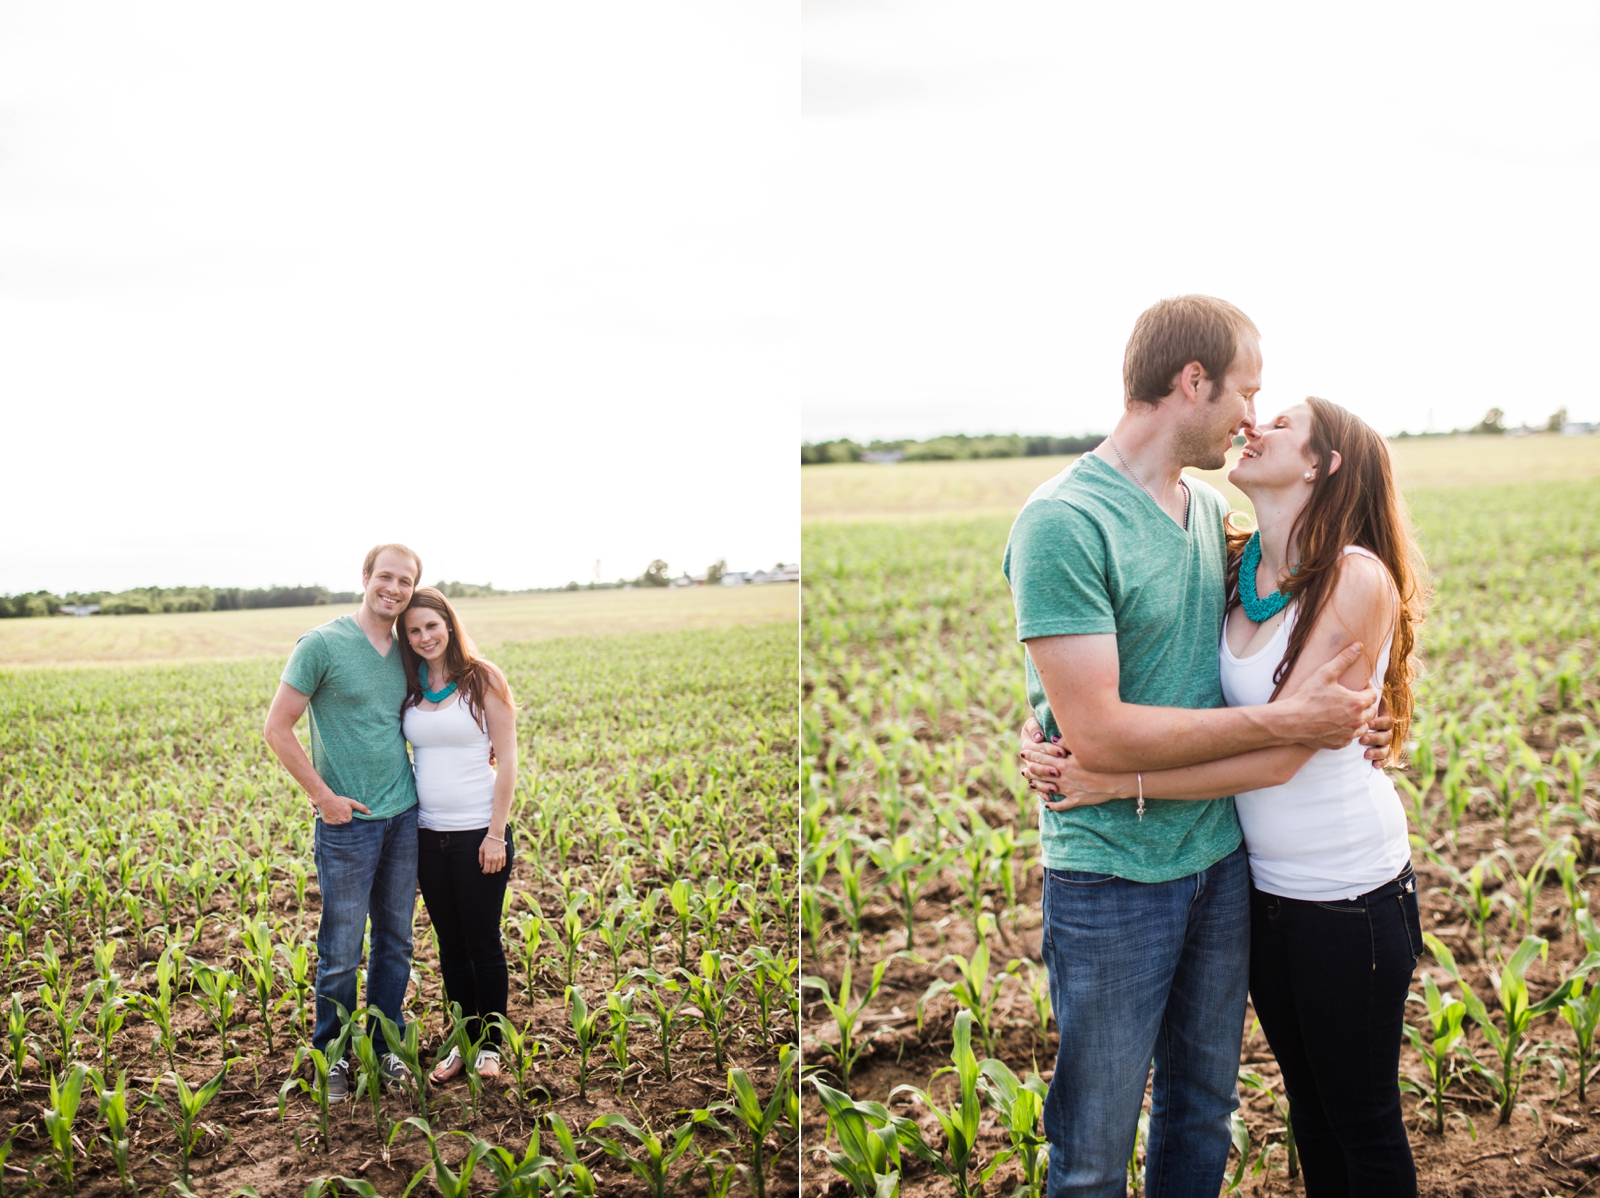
[1041,553,1399,810]
[479,664,518,874]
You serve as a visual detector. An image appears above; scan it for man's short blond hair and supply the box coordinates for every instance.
[363,543,423,583]
[1123,295,1259,406]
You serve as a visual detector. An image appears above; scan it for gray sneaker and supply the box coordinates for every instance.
[326,1058,351,1104]
[380,1052,409,1090]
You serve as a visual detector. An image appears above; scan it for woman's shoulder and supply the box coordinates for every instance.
[1328,547,1397,616]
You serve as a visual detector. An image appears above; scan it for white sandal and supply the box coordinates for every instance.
[430,1045,502,1083]
[430,1046,464,1084]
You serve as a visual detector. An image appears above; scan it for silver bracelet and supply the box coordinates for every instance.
[1136,773,1145,821]
[484,833,505,844]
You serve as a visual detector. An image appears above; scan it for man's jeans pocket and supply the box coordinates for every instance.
[1047,866,1117,887]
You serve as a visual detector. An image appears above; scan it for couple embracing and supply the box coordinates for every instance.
[263,544,518,1098]
[1006,296,1428,1197]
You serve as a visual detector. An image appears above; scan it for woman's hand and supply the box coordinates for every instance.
[1018,716,1069,794]
[1042,756,1126,812]
[479,831,507,875]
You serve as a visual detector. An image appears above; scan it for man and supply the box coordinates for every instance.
[1001,297,1382,1197]
[263,544,423,1100]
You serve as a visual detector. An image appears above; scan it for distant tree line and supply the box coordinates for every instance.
[1393,408,1580,437]
[802,432,1103,464]
[0,584,360,619]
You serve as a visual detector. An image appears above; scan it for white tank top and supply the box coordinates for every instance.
[402,695,497,831]
[1219,546,1409,901]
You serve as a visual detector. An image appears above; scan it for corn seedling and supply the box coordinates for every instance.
[7,994,33,1098]
[743,945,798,1044]
[587,1110,725,1198]
[89,1067,138,1194]
[565,986,603,1098]
[281,1009,360,1152]
[151,1059,236,1187]
[374,1008,430,1118]
[479,1125,566,1197]
[236,918,279,1053]
[718,1050,795,1198]
[137,943,183,1069]
[1401,973,1468,1134]
[545,1111,598,1197]
[191,960,244,1050]
[514,909,546,1000]
[1237,1069,1297,1179]
[630,968,688,1082]
[275,939,315,1043]
[491,1013,550,1106]
[39,978,99,1065]
[1427,931,1593,1123]
[604,988,640,1094]
[1495,845,1554,939]
[867,833,955,952]
[679,949,741,1072]
[810,1078,904,1198]
[557,893,595,988]
[348,1015,390,1138]
[401,1117,494,1198]
[919,923,1019,1058]
[668,878,696,969]
[43,1062,90,1195]
[977,1058,1049,1198]
[890,1010,1001,1198]
[1561,972,1600,1103]
[803,956,890,1088]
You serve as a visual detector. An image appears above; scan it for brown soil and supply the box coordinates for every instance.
[3,876,798,1197]
[802,796,1600,1198]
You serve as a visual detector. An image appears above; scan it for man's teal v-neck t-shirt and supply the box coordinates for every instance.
[281,614,418,821]
[1002,453,1241,883]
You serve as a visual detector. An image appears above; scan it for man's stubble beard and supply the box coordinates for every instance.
[1173,417,1232,471]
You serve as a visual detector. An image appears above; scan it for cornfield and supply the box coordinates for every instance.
[802,474,1600,1196]
[0,621,799,1196]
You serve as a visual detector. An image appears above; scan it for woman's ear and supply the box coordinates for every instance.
[1326,449,1343,477]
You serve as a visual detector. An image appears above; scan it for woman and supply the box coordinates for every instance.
[1024,397,1427,1195]
[398,587,519,1083]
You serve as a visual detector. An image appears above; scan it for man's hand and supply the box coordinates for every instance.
[312,793,371,825]
[1276,643,1380,750]
[1018,716,1068,795]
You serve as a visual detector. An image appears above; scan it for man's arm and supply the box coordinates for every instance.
[262,682,370,824]
[1025,632,1377,774]
[1037,551,1401,801]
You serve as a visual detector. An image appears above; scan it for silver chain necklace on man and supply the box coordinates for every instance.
[1106,436,1189,530]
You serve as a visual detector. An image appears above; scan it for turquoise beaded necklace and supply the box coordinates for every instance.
[1239,531,1297,622]
[418,661,458,703]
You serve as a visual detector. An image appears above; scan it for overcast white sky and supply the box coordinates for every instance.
[804,1,1600,444]
[3,3,795,595]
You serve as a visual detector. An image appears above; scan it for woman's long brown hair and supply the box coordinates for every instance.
[1223,397,1429,764]
[399,587,515,732]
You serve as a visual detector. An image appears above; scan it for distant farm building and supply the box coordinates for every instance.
[58,604,101,617]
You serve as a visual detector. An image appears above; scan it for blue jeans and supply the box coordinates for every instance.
[311,805,419,1054]
[1041,842,1251,1198]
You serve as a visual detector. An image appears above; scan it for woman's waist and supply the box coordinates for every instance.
[412,750,496,786]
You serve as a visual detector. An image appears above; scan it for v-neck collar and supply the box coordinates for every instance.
[1081,453,1193,537]
[347,614,396,659]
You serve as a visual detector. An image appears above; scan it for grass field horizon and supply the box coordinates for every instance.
[0,582,797,669]
[803,431,1600,522]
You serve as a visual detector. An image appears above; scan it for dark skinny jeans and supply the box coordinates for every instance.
[417,825,513,1048]
[1248,863,1423,1198]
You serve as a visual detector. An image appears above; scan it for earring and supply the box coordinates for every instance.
[1303,471,1314,481]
